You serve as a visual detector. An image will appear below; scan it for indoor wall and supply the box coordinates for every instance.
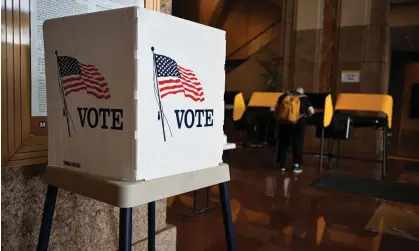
[387,3,419,158]
[172,0,282,98]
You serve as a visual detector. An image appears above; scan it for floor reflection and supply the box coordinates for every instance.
[167,147,419,251]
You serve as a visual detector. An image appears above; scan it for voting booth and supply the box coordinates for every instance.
[304,93,334,170]
[332,93,393,179]
[267,92,334,168]
[246,92,283,146]
[223,91,246,142]
[39,7,236,251]
[44,7,226,181]
[224,91,246,120]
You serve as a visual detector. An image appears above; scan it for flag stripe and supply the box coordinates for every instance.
[158,79,203,92]
[157,66,204,100]
[65,86,111,99]
[159,84,203,95]
[155,54,205,102]
[62,76,108,88]
[62,79,109,94]
[57,56,110,100]
[158,79,204,98]
[160,86,203,98]
[160,89,205,102]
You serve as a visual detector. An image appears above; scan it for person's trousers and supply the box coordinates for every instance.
[276,123,305,168]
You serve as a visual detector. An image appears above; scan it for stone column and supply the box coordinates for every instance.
[291,0,324,92]
[337,0,391,155]
[279,0,297,90]
[319,0,340,94]
[292,0,391,154]
[337,0,390,94]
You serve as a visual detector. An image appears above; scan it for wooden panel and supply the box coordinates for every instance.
[1,0,166,167]
[6,0,16,158]
[146,0,160,11]
[1,0,50,167]
[20,0,30,139]
[1,0,8,164]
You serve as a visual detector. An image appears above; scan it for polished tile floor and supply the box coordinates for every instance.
[167,147,419,251]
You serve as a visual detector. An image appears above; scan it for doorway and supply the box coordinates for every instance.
[388,50,419,159]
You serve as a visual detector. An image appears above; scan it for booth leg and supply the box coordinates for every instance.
[37,185,58,251]
[219,182,236,251]
[119,208,133,251]
[319,128,325,172]
[185,188,216,221]
[148,202,156,251]
[336,140,342,169]
[382,126,388,179]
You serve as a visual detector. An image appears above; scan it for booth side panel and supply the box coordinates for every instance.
[44,8,138,181]
[135,8,226,180]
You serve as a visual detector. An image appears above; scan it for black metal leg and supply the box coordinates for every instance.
[319,127,325,172]
[119,208,133,251]
[219,182,236,251]
[148,202,156,251]
[184,188,215,221]
[37,185,58,251]
[382,126,388,179]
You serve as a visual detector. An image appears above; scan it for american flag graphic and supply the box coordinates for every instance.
[155,54,205,102]
[57,56,111,99]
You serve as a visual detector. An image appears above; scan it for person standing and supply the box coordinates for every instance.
[274,87,314,173]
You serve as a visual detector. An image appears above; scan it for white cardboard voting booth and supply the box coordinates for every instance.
[44,7,226,181]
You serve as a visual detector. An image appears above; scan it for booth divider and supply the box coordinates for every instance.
[232,93,246,121]
[303,93,334,171]
[247,92,283,108]
[247,92,283,147]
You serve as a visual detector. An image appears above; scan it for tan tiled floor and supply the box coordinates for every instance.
[167,147,419,251]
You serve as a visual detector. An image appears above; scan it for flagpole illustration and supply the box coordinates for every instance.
[55,50,76,137]
[151,47,173,142]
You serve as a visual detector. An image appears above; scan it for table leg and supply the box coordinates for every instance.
[219,182,236,251]
[119,208,133,251]
[184,188,216,221]
[148,202,156,251]
[37,185,58,251]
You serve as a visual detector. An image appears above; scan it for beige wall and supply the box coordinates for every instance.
[174,0,281,57]
[226,36,282,98]
[296,0,324,30]
[340,0,371,27]
[224,3,281,58]
[173,0,283,96]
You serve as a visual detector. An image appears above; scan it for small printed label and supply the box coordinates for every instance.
[39,121,46,128]
[63,160,81,168]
